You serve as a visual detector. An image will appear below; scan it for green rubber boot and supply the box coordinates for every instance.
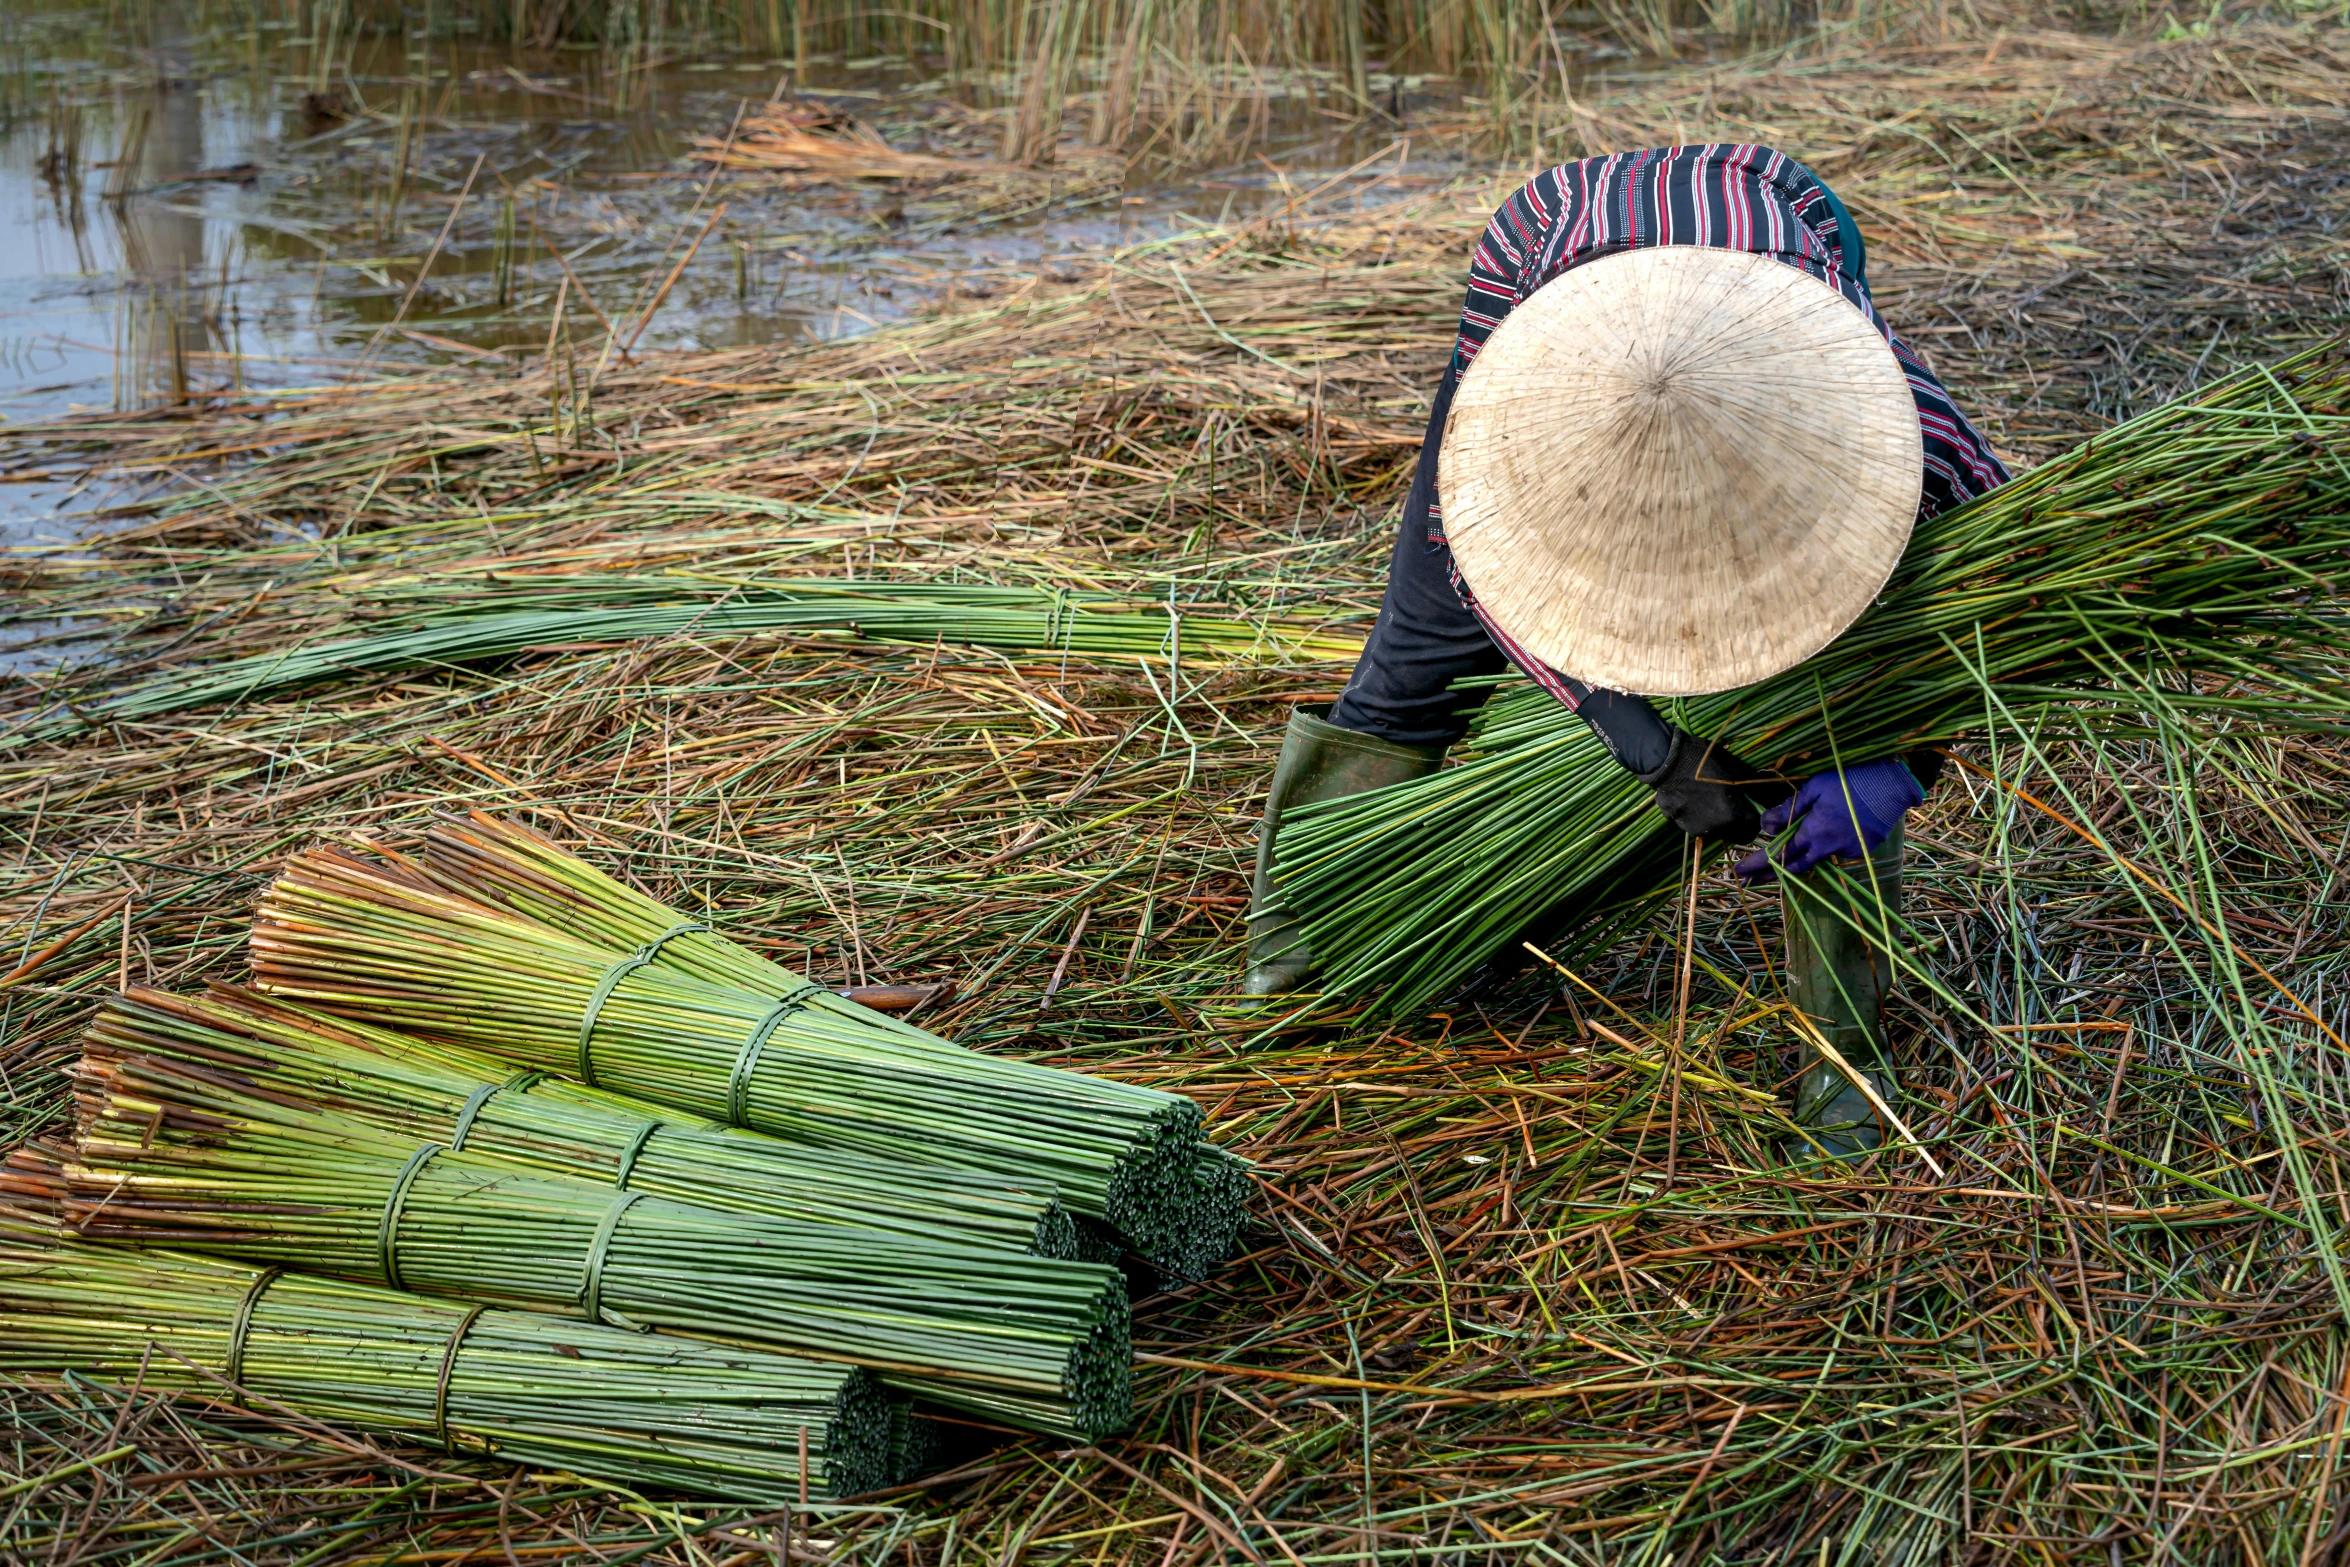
[1244,709,1445,997]
[1781,823,1904,1162]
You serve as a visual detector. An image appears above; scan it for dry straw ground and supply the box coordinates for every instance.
[6,19,2350,1564]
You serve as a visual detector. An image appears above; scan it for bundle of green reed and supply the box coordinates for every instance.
[15,578,1360,744]
[887,1403,943,1487]
[251,835,1220,1277]
[61,1055,1134,1437]
[0,1169,892,1501]
[1275,338,2350,1012]
[88,985,1077,1260]
[419,811,1248,1281]
[1177,1142,1254,1284]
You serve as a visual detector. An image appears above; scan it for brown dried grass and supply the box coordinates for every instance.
[6,18,2350,1563]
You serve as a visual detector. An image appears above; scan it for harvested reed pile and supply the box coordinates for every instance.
[693,103,1021,183]
[0,1180,894,1502]
[7,18,2350,1561]
[417,809,1253,1280]
[249,836,1215,1273]
[81,985,1079,1259]
[0,1366,904,1567]
[691,101,1125,196]
[61,1041,1135,1437]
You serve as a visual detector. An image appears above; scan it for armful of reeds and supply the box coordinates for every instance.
[1275,340,2350,1012]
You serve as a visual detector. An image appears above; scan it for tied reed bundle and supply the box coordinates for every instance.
[886,1403,942,1488]
[1276,339,2350,1011]
[252,833,1220,1275]
[419,812,1249,1280]
[1066,1146,1256,1288]
[60,1051,1135,1437]
[1172,1143,1254,1287]
[0,1176,892,1501]
[86,985,1078,1260]
[20,579,1360,743]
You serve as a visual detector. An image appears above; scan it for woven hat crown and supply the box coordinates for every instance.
[1437,246,1924,696]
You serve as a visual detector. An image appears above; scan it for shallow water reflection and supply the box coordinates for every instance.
[0,0,1460,576]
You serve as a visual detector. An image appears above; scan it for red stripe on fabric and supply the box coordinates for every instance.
[1439,143,2010,517]
[1448,564,1582,711]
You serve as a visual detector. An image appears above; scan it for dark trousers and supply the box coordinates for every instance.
[1332,365,1677,775]
[1330,366,1513,749]
[1326,367,1684,983]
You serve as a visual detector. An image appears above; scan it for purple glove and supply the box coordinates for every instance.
[1732,758,1923,884]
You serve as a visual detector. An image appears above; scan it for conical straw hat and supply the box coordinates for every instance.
[1438,246,1924,697]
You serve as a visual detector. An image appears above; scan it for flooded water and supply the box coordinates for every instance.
[0,0,1468,565]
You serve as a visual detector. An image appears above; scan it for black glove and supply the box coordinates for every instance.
[1633,728,1786,842]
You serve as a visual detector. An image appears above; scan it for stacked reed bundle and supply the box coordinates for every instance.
[252,830,1231,1279]
[62,1045,1134,1437]
[0,1171,892,1501]
[85,985,1077,1260]
[1277,337,2350,1011]
[420,812,1251,1281]
[1177,1142,1254,1285]
[886,1403,942,1487]
[1068,1145,1254,1288]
